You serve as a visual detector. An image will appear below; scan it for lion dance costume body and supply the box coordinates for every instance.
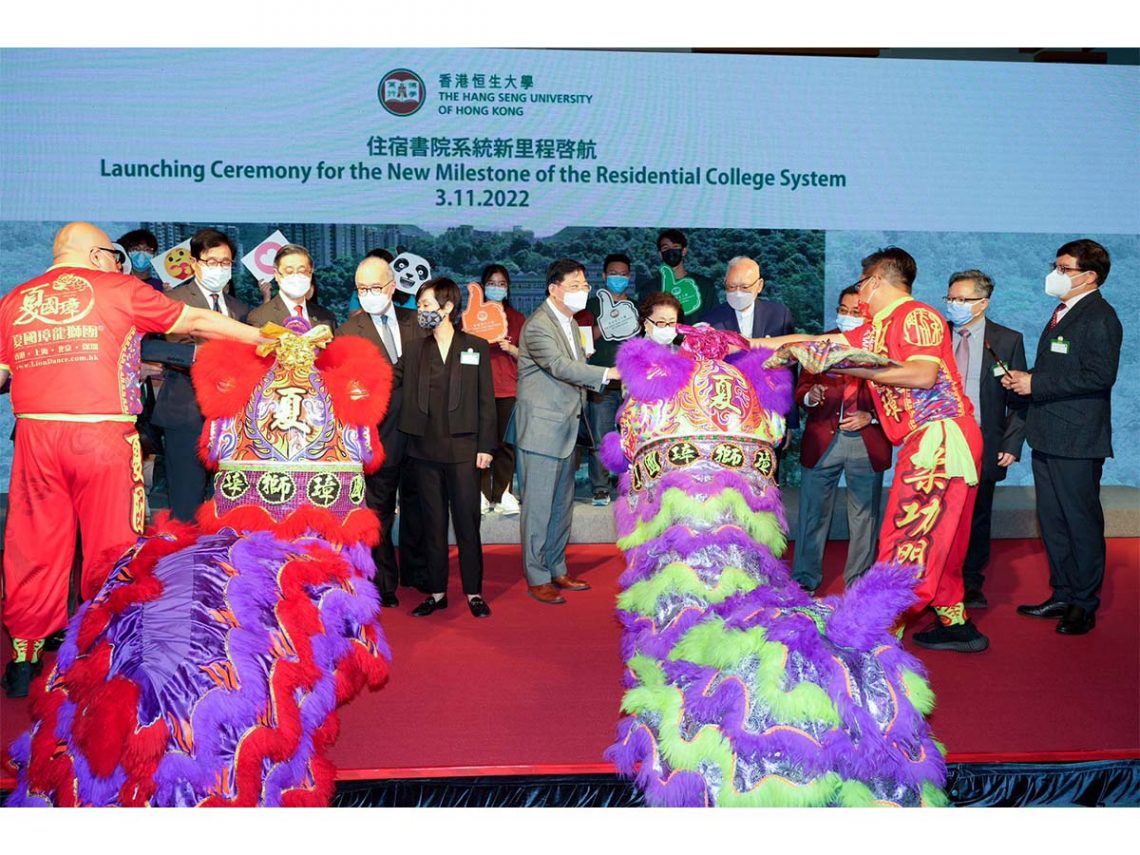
[7,318,391,807]
[601,328,948,807]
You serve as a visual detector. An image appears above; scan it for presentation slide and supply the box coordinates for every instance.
[2,48,1136,487]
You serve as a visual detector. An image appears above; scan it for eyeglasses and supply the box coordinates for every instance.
[94,246,126,265]
[197,259,232,269]
[836,307,863,316]
[944,297,987,307]
[1053,264,1083,276]
[724,277,760,293]
[851,276,872,290]
[279,266,312,276]
[645,317,676,328]
[357,281,394,296]
[561,281,590,292]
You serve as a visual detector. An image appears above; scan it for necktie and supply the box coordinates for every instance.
[295,304,305,320]
[1047,302,1066,331]
[955,327,971,380]
[841,379,859,419]
[210,294,221,313]
[379,314,397,362]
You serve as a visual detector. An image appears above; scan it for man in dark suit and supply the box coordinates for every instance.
[151,228,249,522]
[944,270,1027,609]
[792,286,892,593]
[247,243,337,331]
[336,256,428,607]
[1003,239,1122,635]
[704,255,798,430]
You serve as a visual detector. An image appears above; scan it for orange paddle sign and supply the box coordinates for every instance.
[461,282,509,342]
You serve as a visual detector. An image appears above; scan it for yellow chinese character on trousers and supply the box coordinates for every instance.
[895,539,929,566]
[895,497,942,537]
[901,449,948,495]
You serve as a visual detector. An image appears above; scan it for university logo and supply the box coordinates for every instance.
[378,69,426,117]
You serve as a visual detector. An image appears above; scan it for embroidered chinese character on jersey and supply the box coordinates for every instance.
[0,268,185,417]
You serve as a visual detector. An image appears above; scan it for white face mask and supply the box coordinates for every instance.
[835,314,863,333]
[1045,269,1079,299]
[726,290,756,312]
[648,324,677,345]
[279,273,311,300]
[562,289,589,313]
[198,265,230,294]
[360,290,391,316]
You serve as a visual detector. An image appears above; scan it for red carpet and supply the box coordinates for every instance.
[2,539,1137,788]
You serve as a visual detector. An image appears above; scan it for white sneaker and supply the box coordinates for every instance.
[481,493,493,515]
[497,490,521,515]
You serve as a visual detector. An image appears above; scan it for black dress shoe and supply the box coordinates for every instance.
[963,588,988,609]
[1,661,33,699]
[1016,597,1069,619]
[467,596,492,618]
[1056,605,1095,635]
[379,592,399,608]
[411,595,447,617]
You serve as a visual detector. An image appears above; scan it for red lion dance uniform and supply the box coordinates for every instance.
[0,267,186,674]
[7,318,392,806]
[844,297,983,634]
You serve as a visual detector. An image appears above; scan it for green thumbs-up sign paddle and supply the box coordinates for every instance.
[659,264,702,317]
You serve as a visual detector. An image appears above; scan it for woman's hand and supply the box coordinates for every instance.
[476,452,493,469]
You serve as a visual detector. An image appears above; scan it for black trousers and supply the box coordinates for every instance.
[962,478,998,591]
[413,457,484,596]
[481,395,516,502]
[397,465,428,590]
[1032,450,1106,613]
[163,426,210,523]
[364,458,429,594]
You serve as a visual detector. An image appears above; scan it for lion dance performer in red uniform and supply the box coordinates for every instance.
[6,315,392,806]
[0,222,264,699]
[759,247,987,653]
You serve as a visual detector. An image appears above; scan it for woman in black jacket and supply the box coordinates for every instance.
[397,278,497,618]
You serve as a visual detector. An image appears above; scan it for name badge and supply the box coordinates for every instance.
[1050,337,1070,354]
[992,364,1007,377]
[460,349,480,365]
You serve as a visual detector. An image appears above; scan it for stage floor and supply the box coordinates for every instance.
[2,539,1137,790]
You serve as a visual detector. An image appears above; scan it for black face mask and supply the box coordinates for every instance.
[417,309,443,330]
[661,248,683,267]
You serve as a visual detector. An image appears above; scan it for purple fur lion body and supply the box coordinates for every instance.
[603,335,947,808]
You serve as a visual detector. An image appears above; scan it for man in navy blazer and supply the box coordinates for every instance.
[703,256,798,428]
[1003,239,1122,636]
[151,229,249,522]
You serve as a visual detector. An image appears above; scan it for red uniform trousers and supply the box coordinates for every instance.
[2,419,145,641]
[877,415,983,617]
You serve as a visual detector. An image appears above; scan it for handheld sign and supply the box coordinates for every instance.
[154,239,195,288]
[242,229,288,282]
[461,282,509,342]
[596,289,641,341]
[660,264,703,316]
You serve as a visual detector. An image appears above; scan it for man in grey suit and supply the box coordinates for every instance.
[514,259,621,604]
[151,228,249,521]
